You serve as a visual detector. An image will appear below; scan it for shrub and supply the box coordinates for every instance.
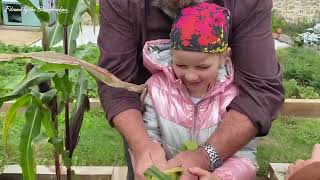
[278,47,320,93]
[296,23,320,46]
[272,11,287,33]
[271,11,317,37]
[283,79,320,99]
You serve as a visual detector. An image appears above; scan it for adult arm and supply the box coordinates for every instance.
[97,0,166,179]
[226,0,285,136]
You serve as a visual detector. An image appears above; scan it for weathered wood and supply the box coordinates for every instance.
[111,167,128,180]
[0,165,115,180]
[269,163,290,180]
[280,99,320,117]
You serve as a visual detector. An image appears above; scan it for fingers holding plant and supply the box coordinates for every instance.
[132,140,167,180]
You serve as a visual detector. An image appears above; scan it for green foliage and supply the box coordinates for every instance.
[257,117,320,176]
[145,166,183,180]
[17,0,49,23]
[19,104,44,180]
[0,0,3,25]
[180,140,198,151]
[283,79,320,99]
[272,11,287,32]
[0,109,125,168]
[0,43,99,98]
[283,21,317,38]
[2,94,32,148]
[49,0,99,55]
[144,141,197,180]
[272,10,317,37]
[58,0,80,26]
[278,47,320,94]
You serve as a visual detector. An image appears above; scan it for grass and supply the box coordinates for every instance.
[0,108,125,170]
[1,108,320,177]
[278,47,320,96]
[257,116,320,176]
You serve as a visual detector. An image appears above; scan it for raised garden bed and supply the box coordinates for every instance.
[0,165,128,180]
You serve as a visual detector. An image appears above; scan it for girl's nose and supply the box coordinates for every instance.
[184,72,199,82]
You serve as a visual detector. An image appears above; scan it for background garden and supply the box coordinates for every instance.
[0,2,320,180]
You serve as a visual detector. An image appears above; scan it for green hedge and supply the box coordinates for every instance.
[277,47,320,98]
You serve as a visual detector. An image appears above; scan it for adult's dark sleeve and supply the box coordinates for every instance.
[97,0,141,122]
[226,0,285,136]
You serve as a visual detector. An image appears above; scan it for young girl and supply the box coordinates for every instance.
[140,2,256,179]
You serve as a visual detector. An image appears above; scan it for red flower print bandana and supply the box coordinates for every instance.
[170,1,230,53]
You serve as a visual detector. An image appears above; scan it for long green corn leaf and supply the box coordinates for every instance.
[2,94,32,148]
[0,73,54,104]
[17,0,49,22]
[0,52,146,93]
[67,1,88,55]
[70,71,89,155]
[42,108,56,137]
[48,23,64,48]
[144,166,172,180]
[58,0,80,26]
[20,103,43,180]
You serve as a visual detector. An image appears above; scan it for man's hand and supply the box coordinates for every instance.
[189,167,222,180]
[132,141,167,180]
[113,109,167,180]
[165,149,210,180]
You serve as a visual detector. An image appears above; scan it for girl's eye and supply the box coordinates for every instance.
[197,66,209,70]
[175,64,186,68]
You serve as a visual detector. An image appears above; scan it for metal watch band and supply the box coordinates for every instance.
[199,143,222,172]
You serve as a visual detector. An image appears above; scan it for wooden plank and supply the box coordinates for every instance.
[269,163,290,180]
[0,25,41,31]
[0,165,114,180]
[111,167,128,180]
[280,99,320,117]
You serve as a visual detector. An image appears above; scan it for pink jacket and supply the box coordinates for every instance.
[142,39,257,180]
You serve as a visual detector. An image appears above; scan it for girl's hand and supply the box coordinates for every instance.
[188,167,222,180]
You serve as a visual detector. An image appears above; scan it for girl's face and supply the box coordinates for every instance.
[172,49,227,98]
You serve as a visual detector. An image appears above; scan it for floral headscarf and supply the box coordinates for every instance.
[170,1,230,54]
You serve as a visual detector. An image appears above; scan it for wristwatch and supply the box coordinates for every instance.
[199,143,222,172]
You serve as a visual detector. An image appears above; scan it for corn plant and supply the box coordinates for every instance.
[5,0,98,179]
[0,52,146,180]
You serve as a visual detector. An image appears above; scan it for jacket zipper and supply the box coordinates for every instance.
[191,105,199,142]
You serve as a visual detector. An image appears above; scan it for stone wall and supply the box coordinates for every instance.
[273,0,320,23]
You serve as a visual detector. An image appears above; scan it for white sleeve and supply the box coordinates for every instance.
[143,94,161,142]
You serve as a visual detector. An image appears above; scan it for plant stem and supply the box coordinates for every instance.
[51,96,60,180]
[53,116,61,180]
[41,23,49,51]
[63,26,72,180]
